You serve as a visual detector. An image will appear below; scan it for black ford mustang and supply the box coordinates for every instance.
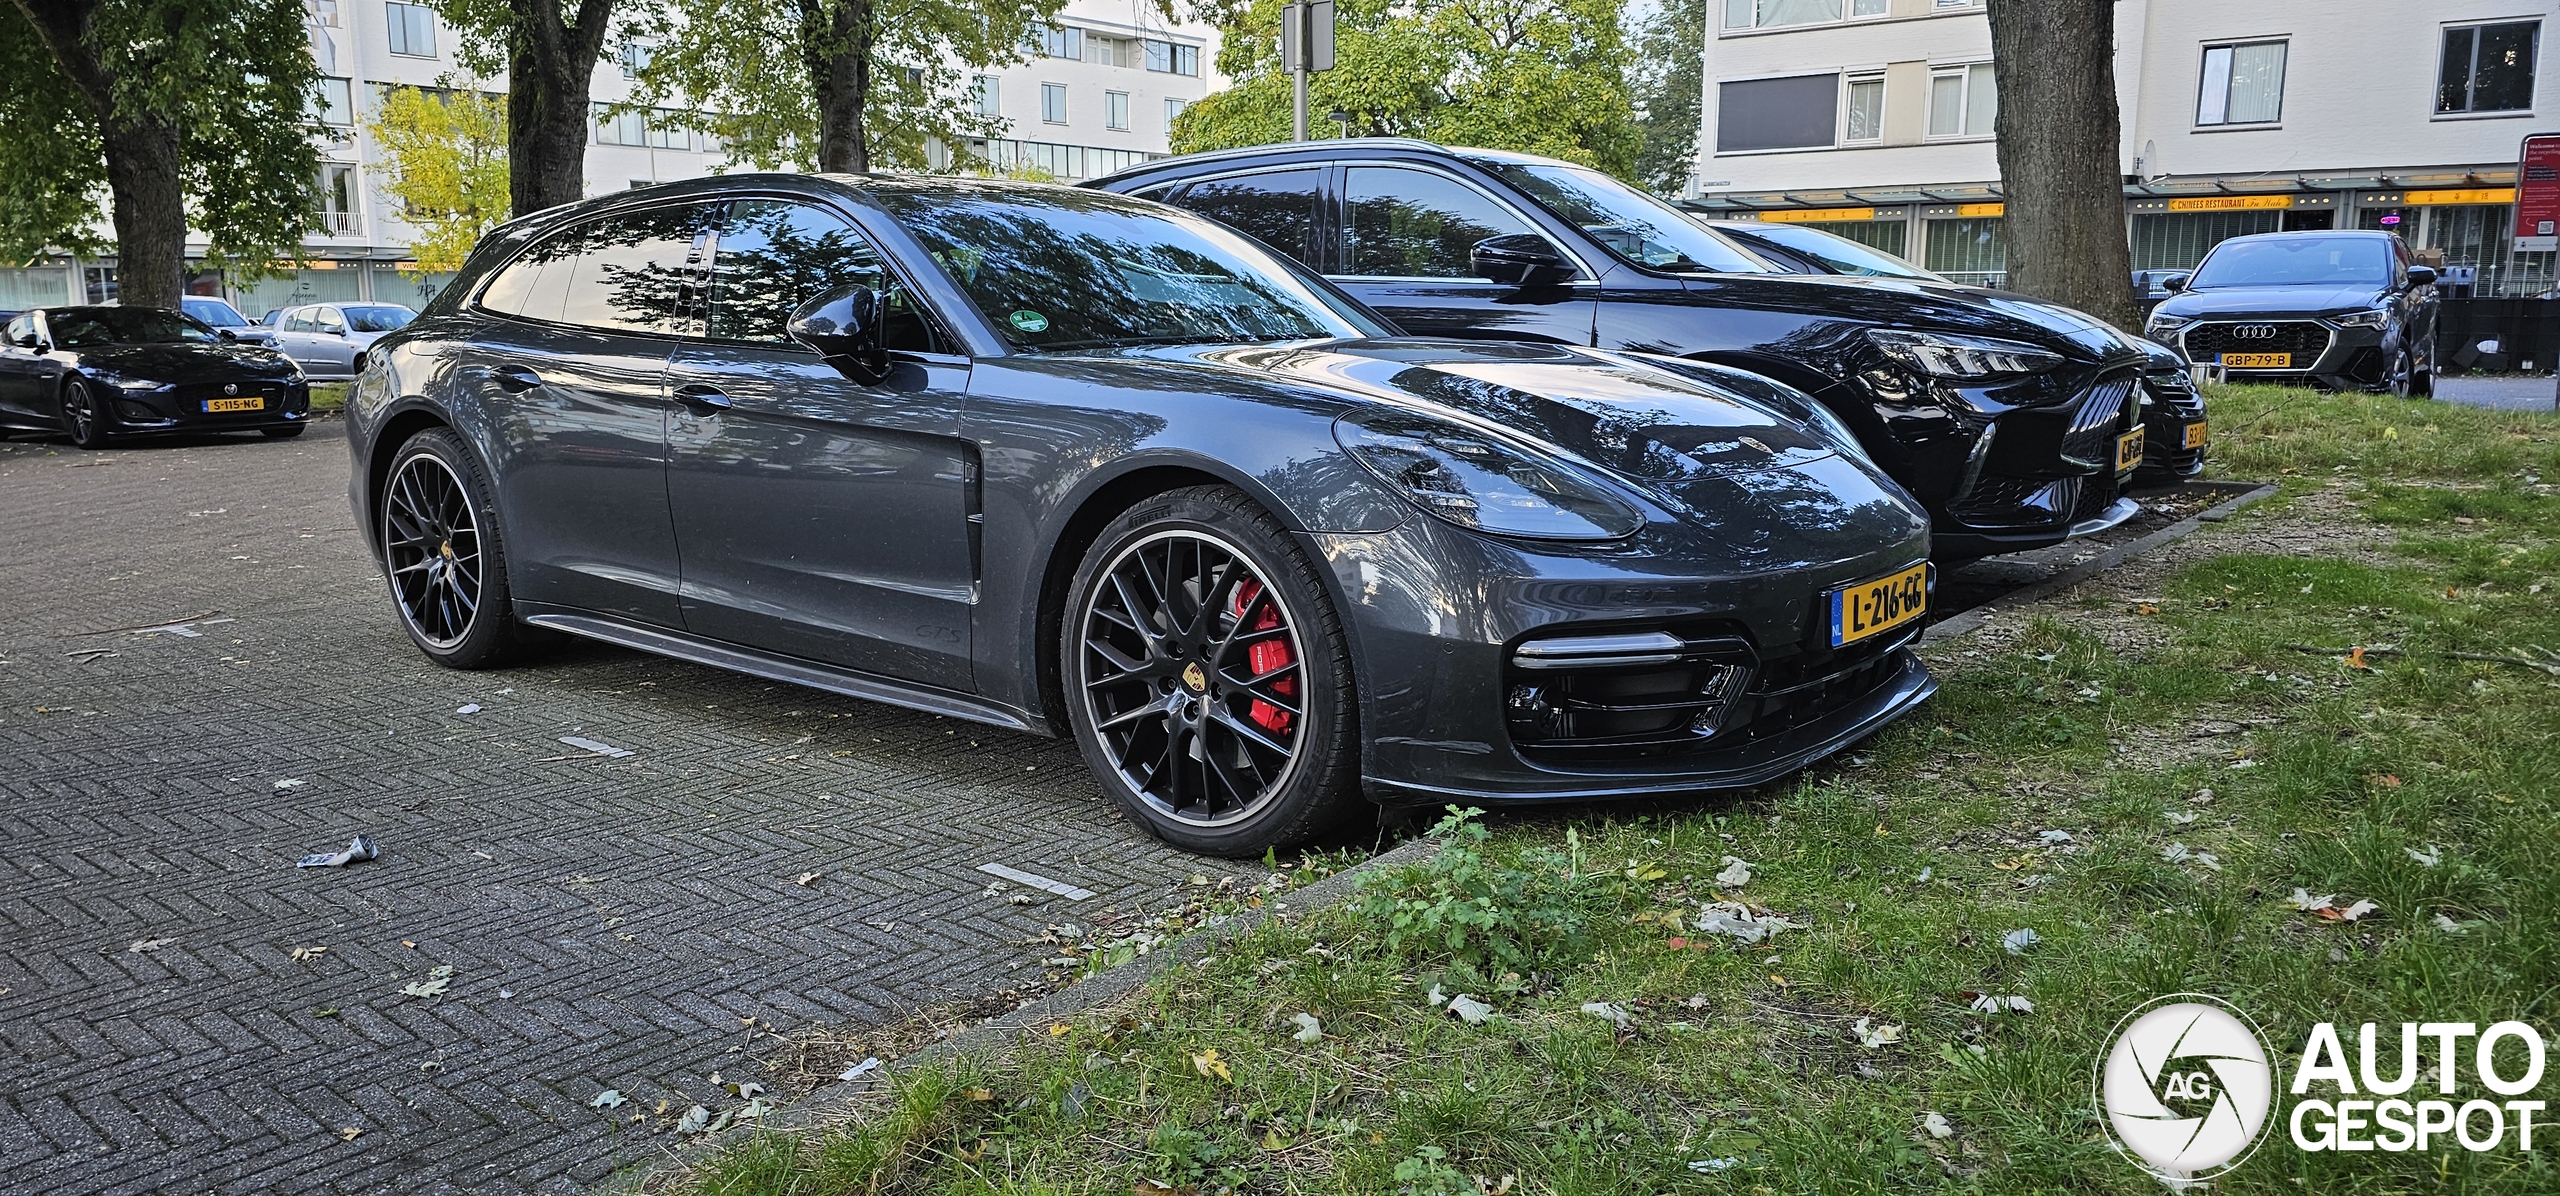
[344,175,1937,854]
[1091,140,2160,560]
[0,306,311,446]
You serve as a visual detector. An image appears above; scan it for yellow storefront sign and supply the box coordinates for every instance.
[1954,202,2005,218]
[1762,207,1877,224]
[2165,195,2292,212]
[2404,188,2515,206]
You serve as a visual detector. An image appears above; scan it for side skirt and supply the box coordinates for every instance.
[521,611,1048,735]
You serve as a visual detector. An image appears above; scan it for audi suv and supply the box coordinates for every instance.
[2144,230,2439,395]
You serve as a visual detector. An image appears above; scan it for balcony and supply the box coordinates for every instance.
[313,210,363,238]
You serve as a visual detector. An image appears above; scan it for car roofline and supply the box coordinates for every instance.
[1086,137,1601,188]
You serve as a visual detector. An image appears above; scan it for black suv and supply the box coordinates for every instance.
[2143,230,2439,395]
[1093,140,2156,559]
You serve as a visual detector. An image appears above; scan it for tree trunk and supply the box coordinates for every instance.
[99,115,187,308]
[507,0,620,215]
[801,0,873,173]
[1984,0,2141,332]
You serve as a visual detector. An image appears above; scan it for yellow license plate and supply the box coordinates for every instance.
[2116,427,2146,472]
[2220,352,2291,368]
[1829,562,1928,647]
[2183,420,2208,449]
[203,396,266,413]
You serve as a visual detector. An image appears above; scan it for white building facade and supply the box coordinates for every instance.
[0,0,1216,316]
[1691,0,2555,294]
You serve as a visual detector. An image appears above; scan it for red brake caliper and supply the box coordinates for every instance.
[1230,579,1296,735]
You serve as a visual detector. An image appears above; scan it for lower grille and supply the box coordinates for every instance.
[1507,625,1916,762]
[1952,474,2068,526]
[1718,632,1918,746]
[2183,321,2332,364]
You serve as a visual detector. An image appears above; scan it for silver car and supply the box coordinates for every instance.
[268,302,416,380]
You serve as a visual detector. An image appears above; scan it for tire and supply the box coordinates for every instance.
[1061,485,1362,856]
[2384,350,2416,398]
[379,427,539,669]
[59,378,109,449]
[263,425,308,440]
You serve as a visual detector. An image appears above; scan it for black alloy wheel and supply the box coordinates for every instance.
[1064,486,1359,855]
[2384,349,2416,398]
[59,378,108,449]
[381,428,538,668]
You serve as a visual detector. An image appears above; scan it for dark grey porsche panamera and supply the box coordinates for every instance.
[344,174,1936,855]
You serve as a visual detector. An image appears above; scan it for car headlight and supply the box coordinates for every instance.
[2331,310,2388,329]
[1335,409,1645,541]
[2145,311,2192,335]
[1866,329,2063,379]
[98,375,168,393]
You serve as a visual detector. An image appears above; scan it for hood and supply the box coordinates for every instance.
[2154,284,2385,319]
[1697,273,2148,365]
[74,341,301,380]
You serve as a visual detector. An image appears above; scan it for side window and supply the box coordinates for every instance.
[1173,170,1319,265]
[1342,167,1536,278]
[316,307,347,333]
[4,314,30,345]
[480,203,717,334]
[708,200,942,353]
[283,310,313,332]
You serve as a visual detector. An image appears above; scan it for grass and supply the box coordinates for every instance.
[308,382,349,413]
[652,384,2560,1194]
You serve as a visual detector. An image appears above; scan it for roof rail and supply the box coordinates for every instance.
[1090,137,1449,181]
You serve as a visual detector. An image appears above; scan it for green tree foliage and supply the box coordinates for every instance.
[627,0,1058,174]
[1171,0,1640,177]
[1,0,323,307]
[367,87,511,274]
[431,0,622,214]
[1627,0,1708,194]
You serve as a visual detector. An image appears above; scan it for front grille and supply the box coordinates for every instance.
[2072,471,2119,522]
[1506,622,1916,763]
[2182,321,2332,365]
[2140,372,2207,474]
[2060,376,2139,469]
[1952,473,2066,525]
[1719,631,1918,746]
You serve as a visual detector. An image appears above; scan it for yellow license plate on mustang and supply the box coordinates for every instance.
[2220,352,2290,368]
[2116,426,2146,472]
[2184,420,2209,449]
[203,396,265,413]
[1829,562,1928,647]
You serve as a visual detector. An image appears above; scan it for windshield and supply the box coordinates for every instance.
[49,308,221,348]
[879,189,1388,351]
[2190,236,2391,289]
[1486,163,1765,274]
[182,298,250,326]
[1732,223,1940,280]
[344,304,416,333]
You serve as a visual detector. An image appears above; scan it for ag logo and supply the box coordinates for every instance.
[2096,995,2278,1179]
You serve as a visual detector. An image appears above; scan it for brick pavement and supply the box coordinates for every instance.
[0,424,1254,1194]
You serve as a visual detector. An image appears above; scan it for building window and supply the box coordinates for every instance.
[1031,24,1082,60]
[1923,215,2005,283]
[2196,40,2286,125]
[1143,39,1199,75]
[310,0,340,27]
[1165,96,1190,128]
[315,77,353,127]
[1105,90,1130,131]
[1041,83,1068,125]
[618,42,654,78]
[1851,0,1885,14]
[2437,21,2539,114]
[1933,0,1979,8]
[1927,62,1996,138]
[1717,74,1839,152]
[594,106,691,150]
[385,2,436,57]
[1842,74,1884,142]
[1085,35,1117,66]
[972,75,1000,117]
[316,164,361,236]
[1723,0,1839,30]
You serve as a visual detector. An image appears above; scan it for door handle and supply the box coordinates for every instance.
[492,366,543,393]
[672,383,732,413]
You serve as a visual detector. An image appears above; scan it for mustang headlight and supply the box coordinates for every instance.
[1867,329,2064,378]
[2331,310,2388,329]
[1335,410,1645,541]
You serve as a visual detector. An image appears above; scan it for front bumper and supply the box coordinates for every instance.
[1918,370,2146,558]
[2169,319,2386,390]
[99,377,311,435]
[2138,371,2208,481]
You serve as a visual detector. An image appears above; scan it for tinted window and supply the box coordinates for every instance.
[1730,222,1938,279]
[344,305,415,333]
[1342,168,1538,278]
[708,200,937,352]
[482,203,717,333]
[48,309,219,347]
[283,310,314,332]
[183,297,249,326]
[2189,236,2391,289]
[315,307,347,332]
[875,188,1387,351]
[1174,170,1320,264]
[1488,162,1766,274]
[1717,74,1839,152]
[5,314,32,345]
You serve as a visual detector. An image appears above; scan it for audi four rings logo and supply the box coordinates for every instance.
[2230,324,2280,339]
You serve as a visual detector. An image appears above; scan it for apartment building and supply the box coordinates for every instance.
[0,0,1215,316]
[1690,0,2554,294]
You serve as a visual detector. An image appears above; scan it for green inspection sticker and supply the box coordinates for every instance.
[1008,309,1049,333]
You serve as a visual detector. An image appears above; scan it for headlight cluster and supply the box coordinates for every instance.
[98,375,169,394]
[1866,329,2062,379]
[1335,410,1645,541]
[2331,310,2388,329]
[2145,312,2193,336]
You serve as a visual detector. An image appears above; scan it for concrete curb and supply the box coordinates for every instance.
[1919,479,2279,646]
[630,832,1443,1188]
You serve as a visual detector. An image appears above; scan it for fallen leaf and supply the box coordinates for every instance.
[312,1007,337,1018]
[2405,844,2442,867]
[964,1086,995,1101]
[1580,1002,1634,1031]
[1923,1111,1955,1139]
[2372,774,2402,788]
[127,937,176,954]
[2037,829,2073,844]
[274,778,306,790]
[838,1057,882,1080]
[1289,1012,1323,1043]
[290,945,327,962]
[1714,856,1754,888]
[1852,1017,1903,1048]
[1048,1022,1071,1037]
[793,871,822,887]
[2001,928,2040,955]
[674,1105,710,1135]
[400,976,451,999]
[2285,888,2336,912]
[1445,994,1495,1024]
[2345,647,2371,670]
[338,1127,362,1141]
[1696,901,1803,944]
[589,1089,627,1109]
[1188,1050,1231,1081]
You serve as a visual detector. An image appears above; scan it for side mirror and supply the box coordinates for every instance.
[218,328,239,342]
[2405,265,2437,288]
[2161,273,2191,293]
[788,284,889,381]
[1471,233,1576,287]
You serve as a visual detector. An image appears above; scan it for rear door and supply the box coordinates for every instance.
[307,306,358,377]
[0,312,46,421]
[662,199,977,687]
[1162,168,1327,270]
[1326,164,1596,345]
[270,307,320,369]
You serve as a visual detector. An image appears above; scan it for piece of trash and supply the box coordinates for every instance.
[1968,993,2034,1014]
[273,778,305,790]
[2163,810,2198,825]
[2230,759,2259,770]
[1061,1080,1090,1120]
[2190,788,2216,805]
[290,945,326,962]
[2318,899,2380,923]
[2433,914,2468,934]
[1688,1158,1742,1173]
[1851,1017,1902,1048]
[127,937,176,954]
[674,1105,711,1135]
[297,835,378,869]
[1445,993,1495,1024]
[2037,829,2072,844]
[2001,928,2040,955]
[839,1056,883,1081]
[2286,888,2336,912]
[589,1089,627,1109]
[498,989,513,999]
[1289,1012,1323,1043]
[1923,1112,1954,1139]
[793,872,822,887]
[1713,856,1754,888]
[400,974,451,999]
[2405,844,2442,868]
[1696,901,1803,944]
[455,704,481,715]
[338,1126,362,1141]
[556,735,634,758]
[1580,1002,1634,1031]
[974,862,1095,901]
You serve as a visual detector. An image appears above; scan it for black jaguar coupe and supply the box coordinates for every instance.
[0,306,312,446]
[344,175,1936,854]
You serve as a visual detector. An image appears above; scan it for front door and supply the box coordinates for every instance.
[1327,165,1596,345]
[664,199,977,689]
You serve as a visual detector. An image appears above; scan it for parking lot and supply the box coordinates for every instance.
[0,425,1259,1194]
